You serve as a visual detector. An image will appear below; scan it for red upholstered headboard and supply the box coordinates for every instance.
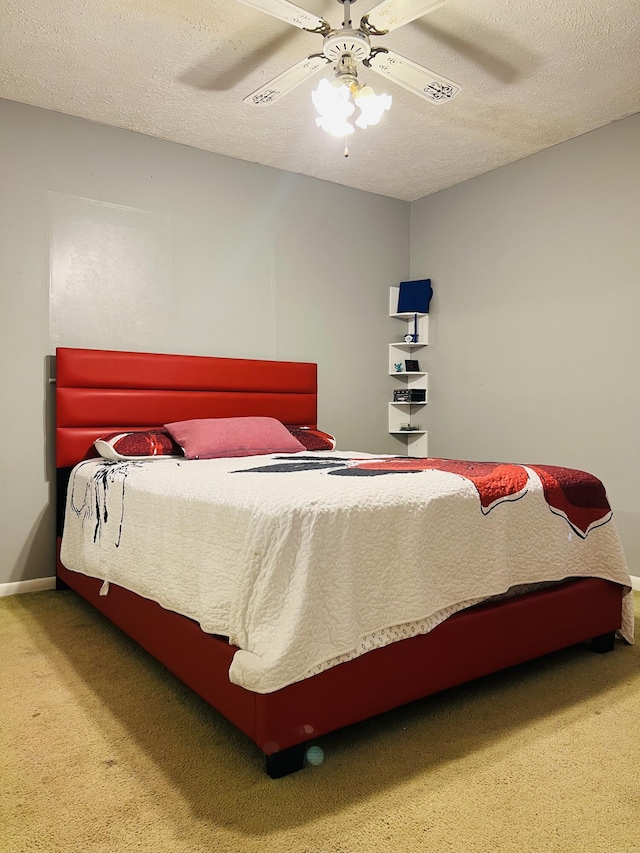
[55,347,318,467]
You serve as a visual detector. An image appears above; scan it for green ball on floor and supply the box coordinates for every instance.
[305,745,324,766]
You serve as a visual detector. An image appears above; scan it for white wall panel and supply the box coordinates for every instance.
[50,194,172,350]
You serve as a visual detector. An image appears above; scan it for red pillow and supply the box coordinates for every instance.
[94,430,183,461]
[287,427,336,451]
[164,417,306,460]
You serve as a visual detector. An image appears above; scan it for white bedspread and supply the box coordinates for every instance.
[60,451,634,693]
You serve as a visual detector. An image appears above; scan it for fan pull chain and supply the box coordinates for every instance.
[344,136,349,158]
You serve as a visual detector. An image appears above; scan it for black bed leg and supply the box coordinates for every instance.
[265,743,307,779]
[55,575,69,591]
[591,631,616,654]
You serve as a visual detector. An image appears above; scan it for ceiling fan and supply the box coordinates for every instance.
[238,0,461,146]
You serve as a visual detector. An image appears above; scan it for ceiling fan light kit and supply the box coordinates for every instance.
[239,0,461,153]
[311,51,392,144]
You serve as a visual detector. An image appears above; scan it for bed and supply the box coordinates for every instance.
[55,346,634,777]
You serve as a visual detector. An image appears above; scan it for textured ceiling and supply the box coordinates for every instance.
[1,0,639,201]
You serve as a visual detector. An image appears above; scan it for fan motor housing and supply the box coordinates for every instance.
[323,28,371,62]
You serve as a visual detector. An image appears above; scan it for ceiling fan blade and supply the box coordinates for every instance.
[236,0,331,34]
[362,0,450,34]
[244,54,331,105]
[365,49,461,103]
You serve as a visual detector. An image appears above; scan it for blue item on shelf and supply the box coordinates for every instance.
[397,279,433,314]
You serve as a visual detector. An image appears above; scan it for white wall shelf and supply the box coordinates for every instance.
[388,286,429,457]
[389,429,429,457]
[389,403,427,433]
[389,286,429,345]
[389,347,428,376]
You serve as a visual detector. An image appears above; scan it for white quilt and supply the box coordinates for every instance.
[60,451,634,693]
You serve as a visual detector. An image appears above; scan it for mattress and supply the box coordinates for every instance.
[60,451,634,693]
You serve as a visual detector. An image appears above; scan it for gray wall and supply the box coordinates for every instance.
[0,98,409,584]
[410,113,640,575]
[2,98,638,585]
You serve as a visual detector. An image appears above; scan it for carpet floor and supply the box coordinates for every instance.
[1,589,639,853]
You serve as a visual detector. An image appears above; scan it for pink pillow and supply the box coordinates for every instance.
[164,416,306,460]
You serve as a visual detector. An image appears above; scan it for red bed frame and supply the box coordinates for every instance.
[55,346,624,777]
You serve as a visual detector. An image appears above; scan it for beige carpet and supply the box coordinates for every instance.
[1,590,639,853]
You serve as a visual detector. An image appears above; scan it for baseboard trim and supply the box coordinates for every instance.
[0,577,57,597]
[631,575,640,592]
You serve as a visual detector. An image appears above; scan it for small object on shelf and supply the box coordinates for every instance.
[397,279,433,314]
[393,389,426,403]
[401,313,421,343]
[394,363,403,372]
[399,424,420,431]
[405,359,419,372]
